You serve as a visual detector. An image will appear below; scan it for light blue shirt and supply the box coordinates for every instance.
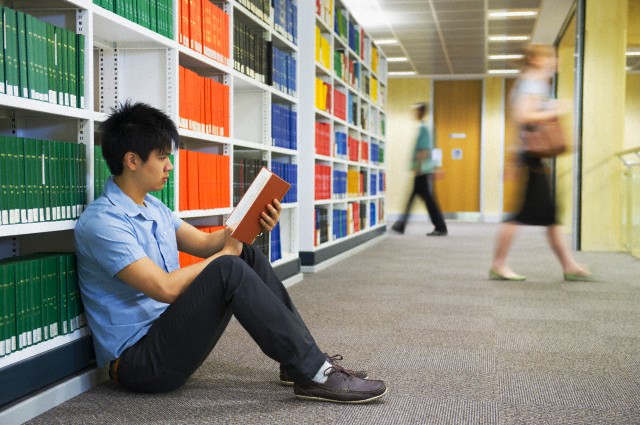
[74,177,183,367]
[413,122,434,174]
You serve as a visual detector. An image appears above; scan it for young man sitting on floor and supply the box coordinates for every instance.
[74,101,387,404]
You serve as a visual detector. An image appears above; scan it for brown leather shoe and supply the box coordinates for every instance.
[280,354,368,386]
[293,365,387,404]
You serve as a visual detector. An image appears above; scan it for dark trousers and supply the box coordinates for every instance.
[397,173,447,232]
[111,244,326,393]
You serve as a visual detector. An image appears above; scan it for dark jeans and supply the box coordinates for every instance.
[111,244,326,393]
[397,173,447,232]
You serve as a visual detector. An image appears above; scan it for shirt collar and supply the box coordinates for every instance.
[103,176,156,220]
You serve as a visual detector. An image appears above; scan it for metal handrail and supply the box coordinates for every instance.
[616,146,640,167]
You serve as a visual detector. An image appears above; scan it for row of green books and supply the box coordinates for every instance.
[0,136,86,226]
[94,145,175,210]
[0,252,85,358]
[93,0,174,39]
[1,6,85,108]
[237,0,271,24]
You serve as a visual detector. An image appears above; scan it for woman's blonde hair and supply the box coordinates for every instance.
[524,44,556,64]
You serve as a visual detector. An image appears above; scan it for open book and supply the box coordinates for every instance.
[225,167,290,244]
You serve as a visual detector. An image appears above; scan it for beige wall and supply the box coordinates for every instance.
[556,12,577,233]
[386,78,432,217]
[580,0,628,251]
[627,0,640,149]
[481,78,504,220]
[626,75,640,149]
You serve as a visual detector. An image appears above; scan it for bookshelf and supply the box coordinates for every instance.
[0,0,302,417]
[298,0,387,271]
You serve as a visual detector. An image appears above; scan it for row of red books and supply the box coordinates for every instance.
[178,149,230,211]
[314,164,332,200]
[179,0,229,65]
[315,122,331,156]
[179,66,229,137]
[333,89,346,121]
[178,225,225,267]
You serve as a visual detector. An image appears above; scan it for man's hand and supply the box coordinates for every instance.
[223,225,243,256]
[259,199,282,233]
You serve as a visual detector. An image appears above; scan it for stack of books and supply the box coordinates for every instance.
[178,0,229,65]
[93,0,173,38]
[179,66,229,137]
[273,0,298,44]
[0,252,85,358]
[178,225,224,267]
[1,6,85,108]
[271,46,296,96]
[271,162,297,203]
[314,164,331,200]
[0,136,86,225]
[271,103,297,150]
[234,20,268,84]
[178,149,230,211]
[315,122,331,156]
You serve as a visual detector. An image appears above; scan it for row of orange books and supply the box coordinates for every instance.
[179,0,229,65]
[178,149,230,211]
[178,225,224,267]
[179,66,229,137]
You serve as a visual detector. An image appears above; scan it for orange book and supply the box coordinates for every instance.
[180,0,190,48]
[202,1,213,59]
[222,84,229,137]
[221,155,230,207]
[190,0,203,53]
[187,150,200,210]
[211,155,222,208]
[225,167,290,244]
[179,149,188,210]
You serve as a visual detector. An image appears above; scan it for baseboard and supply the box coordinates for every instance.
[300,234,386,273]
[0,366,108,425]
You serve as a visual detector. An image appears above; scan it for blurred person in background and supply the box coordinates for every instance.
[392,102,448,236]
[489,44,591,282]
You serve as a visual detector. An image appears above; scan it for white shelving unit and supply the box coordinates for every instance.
[0,0,301,418]
[298,0,387,272]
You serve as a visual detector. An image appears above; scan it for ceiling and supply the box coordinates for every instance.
[342,0,577,77]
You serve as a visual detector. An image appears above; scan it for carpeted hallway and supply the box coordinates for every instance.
[27,222,640,424]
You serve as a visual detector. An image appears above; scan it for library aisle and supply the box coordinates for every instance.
[25,222,640,424]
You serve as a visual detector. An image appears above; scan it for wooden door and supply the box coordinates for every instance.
[503,78,525,213]
[433,80,482,212]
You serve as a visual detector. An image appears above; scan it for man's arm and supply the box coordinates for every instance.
[117,226,242,304]
[176,199,282,258]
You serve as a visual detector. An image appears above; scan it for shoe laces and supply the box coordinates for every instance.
[324,363,356,380]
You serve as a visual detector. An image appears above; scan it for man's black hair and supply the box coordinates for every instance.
[100,101,178,175]
[413,102,428,115]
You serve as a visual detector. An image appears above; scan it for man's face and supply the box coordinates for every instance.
[138,149,173,193]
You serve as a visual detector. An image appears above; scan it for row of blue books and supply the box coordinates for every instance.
[270,222,282,262]
[333,170,347,197]
[272,46,296,96]
[334,132,348,158]
[271,161,297,203]
[273,0,298,44]
[370,202,377,227]
[271,103,297,150]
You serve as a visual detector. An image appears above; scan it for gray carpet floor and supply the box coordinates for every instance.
[27,222,640,424]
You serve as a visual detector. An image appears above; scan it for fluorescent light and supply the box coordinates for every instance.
[389,71,416,76]
[488,69,520,74]
[626,51,640,57]
[387,57,408,62]
[489,35,530,42]
[374,39,398,45]
[488,54,524,60]
[489,9,538,19]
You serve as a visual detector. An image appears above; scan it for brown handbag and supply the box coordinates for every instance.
[521,120,567,157]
